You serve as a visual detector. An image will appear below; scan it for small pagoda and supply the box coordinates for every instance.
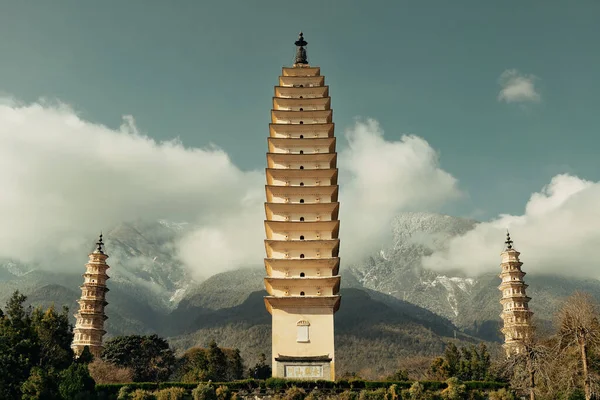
[498,231,533,356]
[263,32,341,380]
[71,233,110,358]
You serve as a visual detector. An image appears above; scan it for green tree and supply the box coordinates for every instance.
[444,343,461,377]
[175,345,245,382]
[207,340,228,381]
[78,346,95,365]
[59,362,96,399]
[474,343,491,380]
[428,356,449,380]
[21,367,60,400]
[429,343,493,382]
[250,353,271,379]
[175,347,209,382]
[101,334,176,382]
[387,369,409,381]
[227,348,244,380]
[0,291,40,399]
[31,305,74,371]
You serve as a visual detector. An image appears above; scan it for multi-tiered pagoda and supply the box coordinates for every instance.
[72,234,110,358]
[263,33,341,381]
[499,232,533,356]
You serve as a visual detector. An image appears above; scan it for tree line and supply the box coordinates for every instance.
[4,288,600,399]
[0,290,270,399]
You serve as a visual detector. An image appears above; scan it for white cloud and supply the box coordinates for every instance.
[0,100,461,279]
[0,99,264,274]
[177,118,462,277]
[423,174,600,278]
[497,69,541,103]
[338,119,462,261]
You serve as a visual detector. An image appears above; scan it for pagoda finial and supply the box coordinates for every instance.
[294,31,308,65]
[505,230,513,250]
[95,232,105,254]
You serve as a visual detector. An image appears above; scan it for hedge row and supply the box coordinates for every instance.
[95,379,508,396]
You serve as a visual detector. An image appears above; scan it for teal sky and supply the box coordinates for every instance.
[1,1,598,220]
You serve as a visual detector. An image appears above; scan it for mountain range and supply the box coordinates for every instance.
[1,212,597,377]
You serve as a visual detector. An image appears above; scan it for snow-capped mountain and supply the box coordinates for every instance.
[349,212,479,321]
[3,212,600,346]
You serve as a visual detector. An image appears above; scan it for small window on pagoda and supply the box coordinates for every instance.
[299,150,304,154]
[299,199,304,203]
[299,96,303,99]
[300,291,305,296]
[300,235,305,240]
[299,121,304,124]
[300,135,304,139]
[300,217,305,222]
[299,108,303,111]
[299,84,304,88]
[300,166,304,169]
[297,320,310,342]
[300,272,305,277]
[300,182,304,186]
[300,254,305,259]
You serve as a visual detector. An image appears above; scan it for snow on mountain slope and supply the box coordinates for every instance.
[349,212,479,321]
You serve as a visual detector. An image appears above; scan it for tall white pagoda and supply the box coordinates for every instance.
[71,234,110,358]
[263,33,341,381]
[499,231,533,356]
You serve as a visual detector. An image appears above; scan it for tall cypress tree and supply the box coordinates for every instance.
[228,348,244,380]
[207,340,228,381]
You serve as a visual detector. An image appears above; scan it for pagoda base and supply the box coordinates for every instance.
[274,355,334,380]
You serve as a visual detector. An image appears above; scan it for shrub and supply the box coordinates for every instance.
[568,390,586,400]
[408,382,425,400]
[466,390,486,400]
[130,389,156,400]
[463,381,507,390]
[338,390,358,400]
[118,385,132,400]
[89,359,134,384]
[359,388,388,400]
[155,387,187,400]
[192,383,217,400]
[266,377,289,391]
[305,388,319,400]
[440,378,466,400]
[387,384,400,400]
[225,379,260,391]
[283,386,306,400]
[350,379,366,389]
[487,388,516,400]
[216,385,231,400]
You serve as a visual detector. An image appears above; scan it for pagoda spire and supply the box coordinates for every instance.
[498,232,533,356]
[505,230,513,250]
[294,32,308,66]
[95,232,104,254]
